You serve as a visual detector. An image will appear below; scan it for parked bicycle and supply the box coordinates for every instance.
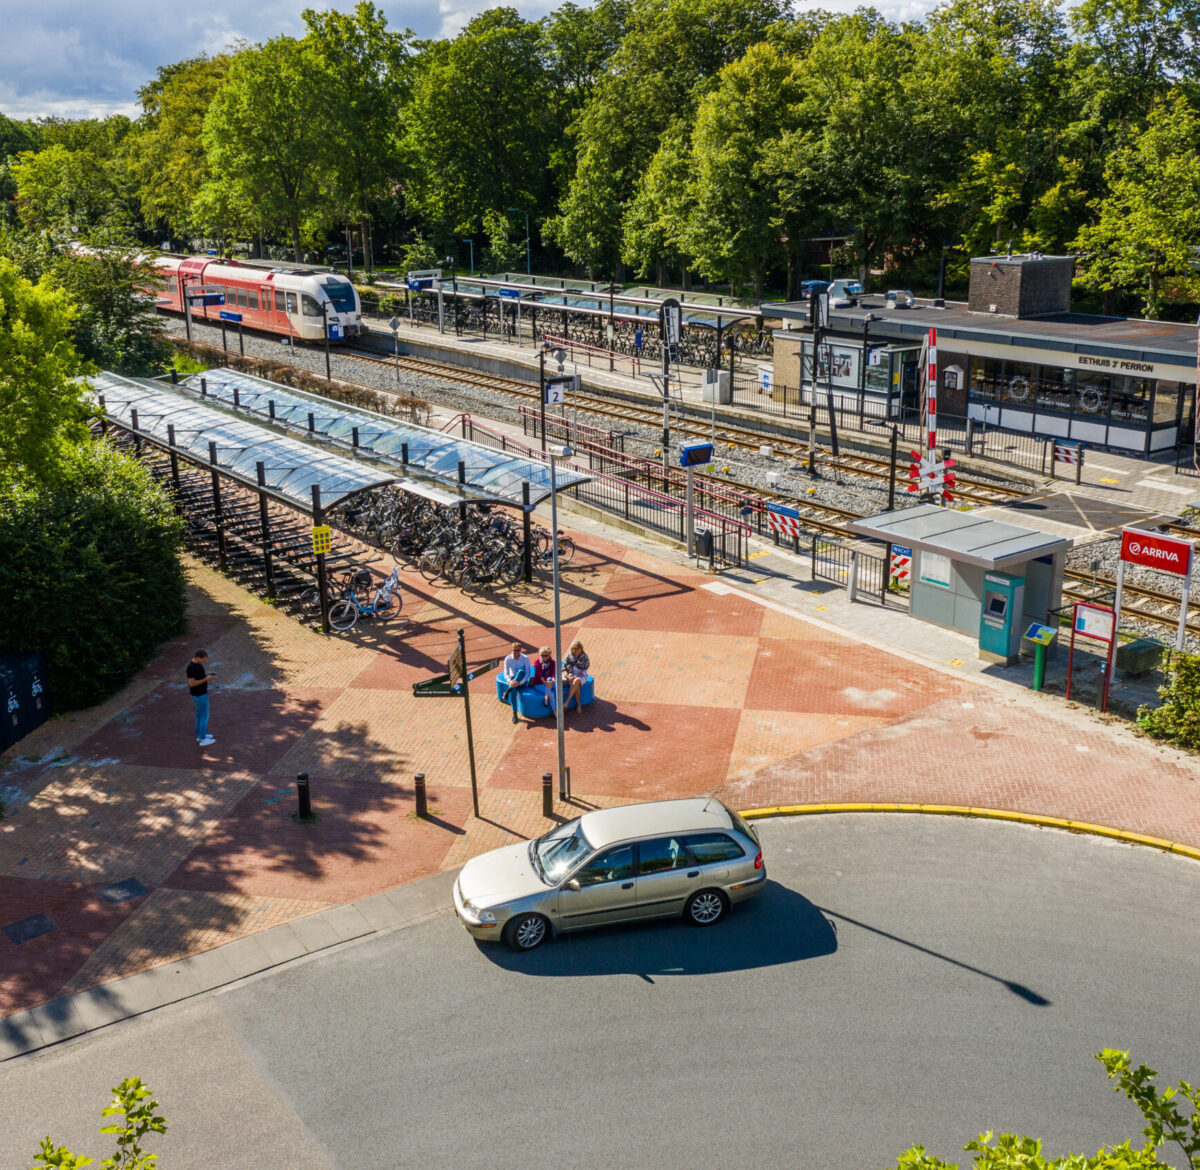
[328,565,404,631]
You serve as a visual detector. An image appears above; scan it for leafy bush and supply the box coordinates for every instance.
[1137,650,1200,750]
[0,439,185,710]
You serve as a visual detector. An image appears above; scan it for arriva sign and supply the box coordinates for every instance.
[1120,528,1193,576]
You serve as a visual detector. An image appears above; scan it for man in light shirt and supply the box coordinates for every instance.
[501,640,532,723]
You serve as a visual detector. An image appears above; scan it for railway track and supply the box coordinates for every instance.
[342,346,1028,508]
[1063,567,1198,637]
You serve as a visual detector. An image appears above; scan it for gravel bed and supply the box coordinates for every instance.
[162,315,1003,522]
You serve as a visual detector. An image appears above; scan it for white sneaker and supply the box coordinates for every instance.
[198,736,216,746]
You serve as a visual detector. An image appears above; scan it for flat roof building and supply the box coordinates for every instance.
[765,254,1197,455]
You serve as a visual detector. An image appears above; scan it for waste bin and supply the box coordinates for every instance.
[695,528,714,559]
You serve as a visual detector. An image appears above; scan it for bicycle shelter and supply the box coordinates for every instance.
[88,371,592,630]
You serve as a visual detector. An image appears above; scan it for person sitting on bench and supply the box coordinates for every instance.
[533,645,558,712]
[501,641,532,724]
[563,640,590,715]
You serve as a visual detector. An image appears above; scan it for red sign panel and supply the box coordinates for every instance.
[1120,528,1194,577]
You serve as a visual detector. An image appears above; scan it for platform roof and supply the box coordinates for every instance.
[177,368,589,510]
[88,373,396,512]
[848,504,1073,569]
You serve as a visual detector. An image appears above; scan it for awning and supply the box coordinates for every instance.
[847,503,1073,569]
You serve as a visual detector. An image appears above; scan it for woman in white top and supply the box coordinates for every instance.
[562,640,590,713]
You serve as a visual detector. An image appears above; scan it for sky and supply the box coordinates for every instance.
[0,0,939,122]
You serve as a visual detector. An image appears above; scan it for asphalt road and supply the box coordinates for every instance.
[4,814,1199,1170]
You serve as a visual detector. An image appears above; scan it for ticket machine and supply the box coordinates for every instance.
[979,572,1025,664]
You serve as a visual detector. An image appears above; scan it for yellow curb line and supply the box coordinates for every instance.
[737,803,1200,863]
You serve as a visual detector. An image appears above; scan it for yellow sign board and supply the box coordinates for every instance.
[311,525,332,555]
[1023,622,1058,646]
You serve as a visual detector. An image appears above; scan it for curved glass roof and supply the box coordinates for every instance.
[178,368,589,509]
[88,373,395,512]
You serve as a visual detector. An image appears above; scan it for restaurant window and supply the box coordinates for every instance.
[1003,361,1035,406]
[1153,380,1183,425]
[1110,377,1150,423]
[969,356,1003,402]
[1034,365,1073,415]
[1074,373,1112,417]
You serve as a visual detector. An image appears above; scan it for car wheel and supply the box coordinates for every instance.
[685,889,727,927]
[506,913,549,951]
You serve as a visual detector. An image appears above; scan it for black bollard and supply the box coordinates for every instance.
[297,772,312,820]
[542,772,553,818]
[415,772,428,819]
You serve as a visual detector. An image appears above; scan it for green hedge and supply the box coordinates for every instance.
[0,439,185,710]
[1138,651,1200,751]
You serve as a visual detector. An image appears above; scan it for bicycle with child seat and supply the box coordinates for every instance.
[327,565,404,631]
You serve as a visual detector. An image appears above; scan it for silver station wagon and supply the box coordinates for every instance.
[452,797,766,951]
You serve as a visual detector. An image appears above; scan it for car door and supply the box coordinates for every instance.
[634,836,701,919]
[682,832,747,885]
[555,844,637,931]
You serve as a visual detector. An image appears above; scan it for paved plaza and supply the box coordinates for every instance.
[3,523,1200,1021]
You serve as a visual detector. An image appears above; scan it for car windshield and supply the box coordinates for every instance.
[322,277,357,312]
[531,818,592,884]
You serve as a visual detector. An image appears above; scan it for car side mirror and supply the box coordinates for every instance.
[565,879,581,891]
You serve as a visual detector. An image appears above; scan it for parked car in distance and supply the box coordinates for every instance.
[800,280,830,300]
[452,797,766,951]
[886,289,915,309]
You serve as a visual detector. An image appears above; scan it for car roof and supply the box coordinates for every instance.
[580,798,735,850]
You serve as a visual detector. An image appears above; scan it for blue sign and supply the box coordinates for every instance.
[498,287,520,299]
[188,293,225,307]
[219,310,242,322]
[679,443,714,468]
[766,502,801,519]
[1023,622,1058,646]
[407,278,434,291]
[892,545,912,558]
[634,327,643,350]
[327,322,344,341]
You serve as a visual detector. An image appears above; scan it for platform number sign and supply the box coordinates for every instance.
[311,525,332,555]
[327,322,343,341]
[544,376,572,405]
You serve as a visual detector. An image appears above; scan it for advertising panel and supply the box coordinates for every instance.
[1120,529,1193,577]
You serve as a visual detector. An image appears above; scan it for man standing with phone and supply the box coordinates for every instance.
[186,650,216,747]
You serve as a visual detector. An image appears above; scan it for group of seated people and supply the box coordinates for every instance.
[500,639,591,724]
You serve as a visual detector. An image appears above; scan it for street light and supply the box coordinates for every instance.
[462,238,474,277]
[869,418,901,594]
[547,444,573,800]
[507,206,531,275]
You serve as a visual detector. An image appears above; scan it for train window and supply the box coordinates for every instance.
[286,292,298,315]
[237,288,248,308]
[249,290,259,310]
[301,294,322,317]
[321,277,357,313]
[275,289,286,312]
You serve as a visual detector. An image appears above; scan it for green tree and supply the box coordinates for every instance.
[1074,93,1200,317]
[12,144,134,232]
[481,208,525,272]
[685,42,800,296]
[0,257,88,482]
[127,53,234,241]
[404,9,553,236]
[0,440,185,709]
[303,2,413,272]
[621,132,695,285]
[896,1049,1198,1169]
[548,0,788,275]
[202,36,327,260]
[32,1076,168,1169]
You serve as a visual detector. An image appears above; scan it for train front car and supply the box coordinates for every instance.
[281,271,365,342]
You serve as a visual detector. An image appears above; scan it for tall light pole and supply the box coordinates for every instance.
[462,238,474,277]
[507,207,531,275]
[858,312,881,424]
[548,444,572,800]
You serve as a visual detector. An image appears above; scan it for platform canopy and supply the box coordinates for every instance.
[178,368,589,510]
[848,503,1073,569]
[88,373,398,512]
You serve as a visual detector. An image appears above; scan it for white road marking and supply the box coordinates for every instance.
[1088,463,1125,474]
[1135,479,1196,496]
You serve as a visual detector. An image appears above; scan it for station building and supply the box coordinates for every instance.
[765,254,1197,455]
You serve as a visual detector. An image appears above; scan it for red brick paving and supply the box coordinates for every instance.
[2,523,1200,1018]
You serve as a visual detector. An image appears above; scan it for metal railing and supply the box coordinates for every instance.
[539,332,641,376]
[461,416,750,567]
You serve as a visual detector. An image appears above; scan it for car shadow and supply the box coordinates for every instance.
[477,881,836,978]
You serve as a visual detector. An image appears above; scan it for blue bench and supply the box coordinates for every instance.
[496,674,595,718]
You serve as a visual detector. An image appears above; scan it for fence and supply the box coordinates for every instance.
[461,416,750,567]
[540,333,641,376]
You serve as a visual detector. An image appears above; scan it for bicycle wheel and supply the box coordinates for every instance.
[501,554,524,586]
[297,587,321,617]
[556,536,576,565]
[418,550,444,583]
[371,589,402,621]
[327,600,359,631]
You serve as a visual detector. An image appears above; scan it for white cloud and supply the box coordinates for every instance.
[1,0,944,122]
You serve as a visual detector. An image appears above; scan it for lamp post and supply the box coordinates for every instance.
[319,299,333,382]
[507,207,531,275]
[548,444,572,800]
[858,312,881,425]
[462,238,474,277]
[869,418,901,595]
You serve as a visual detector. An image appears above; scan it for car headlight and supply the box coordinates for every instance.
[464,900,496,924]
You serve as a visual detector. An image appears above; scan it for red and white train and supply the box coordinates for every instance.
[150,254,366,343]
